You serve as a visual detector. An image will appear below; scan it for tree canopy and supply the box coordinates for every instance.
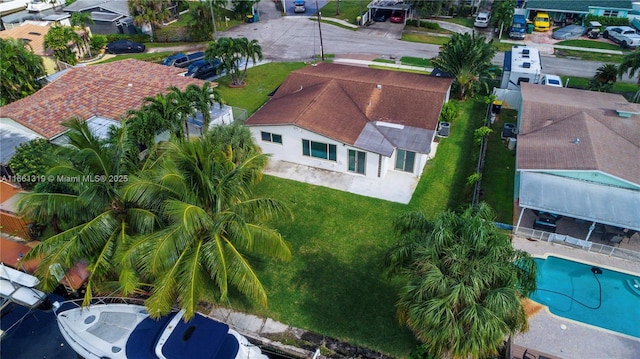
[0,37,46,106]
[205,37,263,87]
[44,25,82,65]
[431,32,497,99]
[383,203,536,359]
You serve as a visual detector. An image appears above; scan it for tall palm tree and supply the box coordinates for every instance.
[431,32,496,99]
[18,119,156,303]
[618,50,640,101]
[139,90,188,139]
[128,0,172,41]
[237,38,263,85]
[121,132,292,319]
[206,37,263,86]
[70,12,94,56]
[0,37,46,106]
[382,203,536,359]
[184,82,223,134]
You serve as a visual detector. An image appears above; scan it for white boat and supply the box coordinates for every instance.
[54,300,269,359]
[0,263,46,309]
[0,0,27,16]
[26,0,65,12]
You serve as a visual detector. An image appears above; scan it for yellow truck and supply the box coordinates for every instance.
[534,12,550,32]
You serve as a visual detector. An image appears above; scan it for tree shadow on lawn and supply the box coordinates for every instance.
[291,244,417,356]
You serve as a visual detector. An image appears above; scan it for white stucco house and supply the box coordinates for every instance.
[245,63,453,185]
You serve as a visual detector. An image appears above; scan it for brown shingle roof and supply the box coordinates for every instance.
[0,59,205,138]
[0,23,51,56]
[246,62,452,145]
[518,83,640,184]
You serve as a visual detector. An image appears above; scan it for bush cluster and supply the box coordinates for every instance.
[585,14,630,27]
[406,19,442,30]
[105,33,151,43]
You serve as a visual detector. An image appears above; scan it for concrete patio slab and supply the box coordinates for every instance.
[263,159,420,204]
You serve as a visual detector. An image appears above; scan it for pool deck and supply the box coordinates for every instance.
[511,236,640,359]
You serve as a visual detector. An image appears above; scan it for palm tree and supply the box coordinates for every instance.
[139,90,188,139]
[44,25,82,65]
[382,203,536,359]
[0,37,46,106]
[589,63,618,92]
[431,32,497,99]
[206,37,263,87]
[128,0,172,41]
[618,50,640,101]
[70,12,94,54]
[183,82,223,134]
[18,119,155,303]
[121,132,292,319]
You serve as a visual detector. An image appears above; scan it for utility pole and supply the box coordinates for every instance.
[209,0,218,40]
[315,0,324,61]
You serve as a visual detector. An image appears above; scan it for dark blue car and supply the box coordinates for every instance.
[185,58,222,79]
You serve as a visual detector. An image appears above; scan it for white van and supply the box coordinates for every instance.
[474,12,491,28]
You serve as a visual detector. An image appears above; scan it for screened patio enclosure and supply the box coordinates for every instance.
[515,172,640,237]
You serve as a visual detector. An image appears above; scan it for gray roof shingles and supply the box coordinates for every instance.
[518,83,640,185]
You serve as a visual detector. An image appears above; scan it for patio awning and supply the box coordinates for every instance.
[519,171,640,231]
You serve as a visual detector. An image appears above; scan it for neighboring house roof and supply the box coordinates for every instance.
[526,0,632,12]
[0,23,51,56]
[0,59,204,139]
[0,119,43,165]
[63,0,129,16]
[518,83,640,185]
[246,63,452,155]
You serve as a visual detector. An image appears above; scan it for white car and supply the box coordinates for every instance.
[540,75,563,88]
[474,12,491,28]
[603,26,640,48]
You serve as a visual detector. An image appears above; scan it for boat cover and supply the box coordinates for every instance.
[126,313,175,358]
[162,313,239,359]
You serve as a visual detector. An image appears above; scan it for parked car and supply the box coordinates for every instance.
[533,12,550,32]
[552,24,586,40]
[185,59,222,79]
[390,10,404,23]
[372,9,391,22]
[603,26,640,48]
[105,40,145,54]
[173,52,205,68]
[162,53,186,66]
[293,0,305,13]
[474,11,491,28]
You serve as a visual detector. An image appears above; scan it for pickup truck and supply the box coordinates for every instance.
[603,26,640,48]
[509,14,527,39]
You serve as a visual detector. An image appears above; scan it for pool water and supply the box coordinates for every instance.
[530,256,640,338]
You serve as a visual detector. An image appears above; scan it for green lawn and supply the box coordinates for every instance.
[402,32,451,45]
[214,65,483,356]
[480,109,517,223]
[400,56,432,67]
[216,62,307,114]
[319,0,365,24]
[555,39,627,51]
[437,16,474,28]
[404,24,453,35]
[561,75,639,96]
[94,52,173,64]
[553,48,624,63]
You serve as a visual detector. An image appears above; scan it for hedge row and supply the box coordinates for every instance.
[585,14,630,27]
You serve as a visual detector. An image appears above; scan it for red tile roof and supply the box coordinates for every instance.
[0,59,205,139]
[246,62,453,145]
[518,83,640,185]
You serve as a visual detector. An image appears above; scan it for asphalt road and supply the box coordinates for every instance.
[220,1,636,83]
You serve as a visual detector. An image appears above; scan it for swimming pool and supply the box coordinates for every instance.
[530,256,640,338]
